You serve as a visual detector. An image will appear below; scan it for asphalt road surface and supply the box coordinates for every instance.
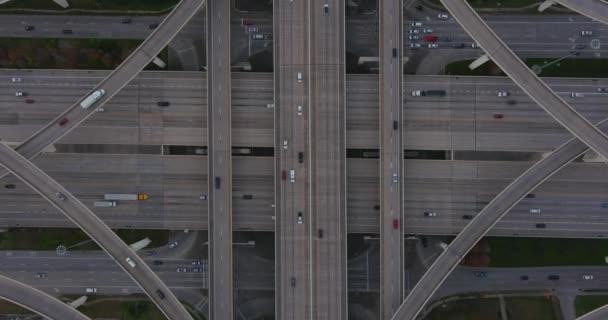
[443,0,608,163]
[274,0,312,318]
[0,143,193,320]
[553,0,608,25]
[207,0,233,318]
[0,0,205,182]
[379,0,404,318]
[0,274,90,320]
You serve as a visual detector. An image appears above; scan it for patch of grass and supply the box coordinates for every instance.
[0,228,97,251]
[0,299,35,315]
[487,237,608,267]
[0,38,142,70]
[423,297,501,320]
[0,0,178,12]
[0,228,169,251]
[575,295,608,317]
[506,297,557,320]
[445,58,608,78]
[77,298,167,320]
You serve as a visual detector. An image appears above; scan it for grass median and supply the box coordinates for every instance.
[445,58,608,78]
[575,295,608,317]
[0,0,178,12]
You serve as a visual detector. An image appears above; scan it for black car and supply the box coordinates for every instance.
[156,289,165,299]
[597,87,608,93]
[452,43,465,49]
[243,194,253,200]
[153,260,163,265]
[149,23,159,29]
[575,44,586,50]
[421,237,428,248]
[62,29,73,34]
[374,204,380,210]
[525,193,536,198]
[25,25,35,31]
[157,101,170,107]
[520,275,529,281]
[506,100,517,105]
[318,229,324,238]
[536,223,546,229]
[298,152,304,163]
[290,277,296,287]
[415,4,424,11]
[392,48,397,58]
[393,121,399,130]
[122,18,132,24]
[215,177,221,189]
[4,184,15,189]
[548,275,560,280]
[462,214,473,220]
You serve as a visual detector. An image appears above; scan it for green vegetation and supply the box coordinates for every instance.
[575,295,608,317]
[445,58,608,78]
[0,38,142,70]
[76,298,167,320]
[506,297,557,320]
[487,237,608,267]
[0,0,178,12]
[424,296,557,320]
[0,299,34,315]
[423,297,501,320]
[0,228,169,251]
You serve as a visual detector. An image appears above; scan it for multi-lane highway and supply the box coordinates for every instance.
[0,0,205,183]
[0,143,193,320]
[207,0,233,318]
[442,0,608,162]
[379,0,404,318]
[309,1,348,319]
[0,274,90,320]
[274,0,312,318]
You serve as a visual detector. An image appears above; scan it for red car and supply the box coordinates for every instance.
[281,170,287,180]
[493,113,504,119]
[425,35,437,42]
[25,99,34,104]
[393,218,399,230]
[58,118,68,126]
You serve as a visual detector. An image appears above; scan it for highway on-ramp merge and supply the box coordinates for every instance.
[0,143,194,320]
[1,0,204,175]
[0,274,91,320]
[443,0,608,162]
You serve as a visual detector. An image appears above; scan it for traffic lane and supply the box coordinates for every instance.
[0,274,91,320]
[0,142,193,320]
[12,0,205,164]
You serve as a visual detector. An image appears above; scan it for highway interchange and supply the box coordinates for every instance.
[2,0,608,319]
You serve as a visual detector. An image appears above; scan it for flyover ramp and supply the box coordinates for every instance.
[0,274,90,320]
[0,143,193,320]
[553,0,608,25]
[442,0,608,163]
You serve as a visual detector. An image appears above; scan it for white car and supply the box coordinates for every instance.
[472,43,479,48]
[392,173,399,184]
[411,90,422,96]
[409,29,420,34]
[11,77,21,83]
[437,13,449,20]
[428,43,438,49]
[529,208,541,214]
[423,28,433,33]
[283,139,288,149]
[581,30,593,36]
[498,91,509,97]
[176,268,187,273]
[297,212,303,224]
[424,212,437,217]
[297,105,302,116]
[408,35,419,40]
[15,92,24,97]
[86,288,97,293]
[571,92,584,98]
[583,275,594,280]
[95,107,104,112]
[168,241,179,249]
[411,22,422,27]
[409,43,421,49]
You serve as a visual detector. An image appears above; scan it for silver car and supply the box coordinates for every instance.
[392,173,399,184]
